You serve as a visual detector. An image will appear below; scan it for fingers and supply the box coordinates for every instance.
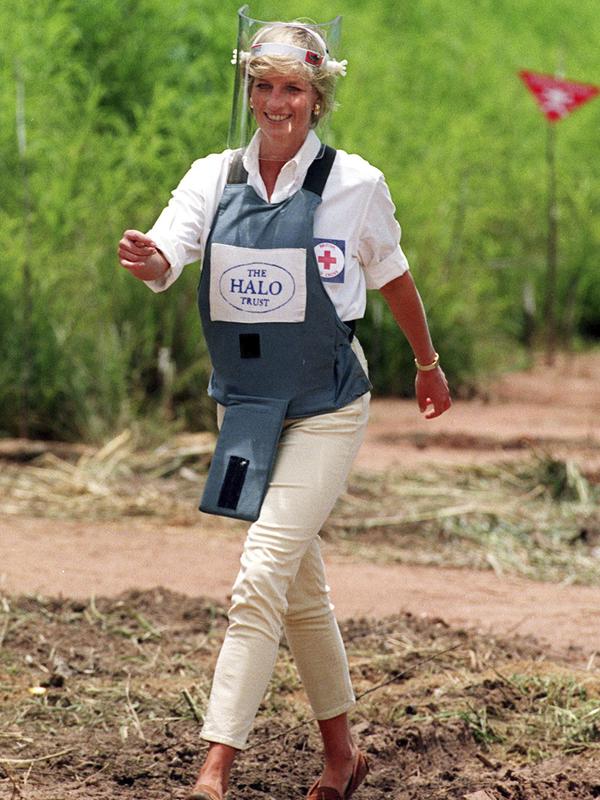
[416,368,452,419]
[123,229,155,248]
[119,231,156,256]
[119,258,145,271]
[424,395,452,419]
[119,240,156,257]
[118,243,155,263]
[118,230,157,264]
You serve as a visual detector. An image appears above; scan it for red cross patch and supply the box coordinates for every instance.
[313,239,345,283]
[304,50,324,67]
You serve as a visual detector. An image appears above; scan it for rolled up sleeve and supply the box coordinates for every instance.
[143,154,227,292]
[358,175,410,290]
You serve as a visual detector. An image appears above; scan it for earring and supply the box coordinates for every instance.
[249,100,254,109]
[313,103,321,115]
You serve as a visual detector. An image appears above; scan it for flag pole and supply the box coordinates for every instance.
[544,119,558,366]
[518,68,599,366]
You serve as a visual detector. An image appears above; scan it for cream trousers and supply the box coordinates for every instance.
[200,340,370,750]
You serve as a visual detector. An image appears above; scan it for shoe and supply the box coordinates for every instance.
[186,785,222,800]
[306,750,369,800]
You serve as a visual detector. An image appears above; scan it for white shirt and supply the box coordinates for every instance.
[145,130,409,320]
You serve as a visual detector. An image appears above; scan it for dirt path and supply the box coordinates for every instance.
[2,352,599,660]
[2,513,599,660]
[355,351,600,473]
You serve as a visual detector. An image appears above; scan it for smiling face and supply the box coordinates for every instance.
[250,71,319,157]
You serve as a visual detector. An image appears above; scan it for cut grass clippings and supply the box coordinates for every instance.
[328,456,600,586]
[0,435,599,586]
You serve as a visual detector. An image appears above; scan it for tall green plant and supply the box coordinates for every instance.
[0,0,598,438]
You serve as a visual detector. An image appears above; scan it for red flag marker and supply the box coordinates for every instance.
[518,70,599,122]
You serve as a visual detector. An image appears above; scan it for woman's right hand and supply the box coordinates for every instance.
[118,229,169,281]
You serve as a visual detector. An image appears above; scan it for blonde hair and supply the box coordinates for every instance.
[246,23,337,127]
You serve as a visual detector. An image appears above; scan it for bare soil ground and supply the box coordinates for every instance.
[1,352,599,799]
[1,589,599,800]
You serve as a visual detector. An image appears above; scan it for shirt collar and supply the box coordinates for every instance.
[242,129,322,183]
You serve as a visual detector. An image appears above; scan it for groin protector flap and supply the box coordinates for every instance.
[199,395,288,522]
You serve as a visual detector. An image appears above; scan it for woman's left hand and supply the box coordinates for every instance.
[415,366,452,419]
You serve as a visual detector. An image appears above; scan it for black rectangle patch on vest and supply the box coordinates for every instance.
[239,333,261,359]
[217,456,249,510]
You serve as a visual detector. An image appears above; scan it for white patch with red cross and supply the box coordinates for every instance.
[313,239,346,283]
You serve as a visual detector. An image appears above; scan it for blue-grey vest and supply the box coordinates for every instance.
[197,144,371,521]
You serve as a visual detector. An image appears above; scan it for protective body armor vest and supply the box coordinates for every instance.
[197,144,371,521]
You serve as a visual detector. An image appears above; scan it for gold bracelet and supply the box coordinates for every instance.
[415,352,440,371]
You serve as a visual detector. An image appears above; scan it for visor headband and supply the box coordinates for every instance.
[232,25,348,77]
[261,23,329,56]
[252,42,324,67]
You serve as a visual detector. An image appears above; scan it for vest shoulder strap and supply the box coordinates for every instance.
[302,144,337,197]
[227,149,249,184]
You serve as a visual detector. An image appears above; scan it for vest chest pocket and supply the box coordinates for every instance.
[209,243,307,323]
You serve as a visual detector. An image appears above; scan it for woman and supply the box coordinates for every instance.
[118,18,450,800]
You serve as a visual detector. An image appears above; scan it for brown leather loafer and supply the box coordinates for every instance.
[186,785,222,800]
[306,750,369,800]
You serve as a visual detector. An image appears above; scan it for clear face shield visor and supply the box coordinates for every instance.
[228,5,345,150]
